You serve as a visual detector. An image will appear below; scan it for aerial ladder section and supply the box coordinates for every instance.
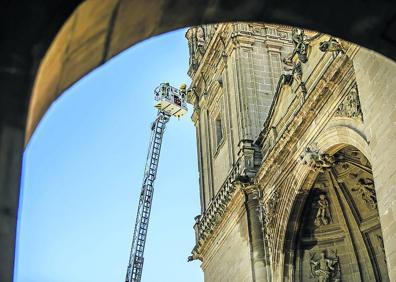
[125,83,188,282]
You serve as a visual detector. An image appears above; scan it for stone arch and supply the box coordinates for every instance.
[282,143,389,281]
[25,1,396,144]
[315,125,371,161]
[2,1,396,281]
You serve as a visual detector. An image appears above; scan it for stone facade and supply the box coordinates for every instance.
[186,23,394,281]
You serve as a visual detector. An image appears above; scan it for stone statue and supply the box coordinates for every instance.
[291,28,308,63]
[282,56,294,73]
[196,26,206,54]
[310,250,340,282]
[349,173,377,209]
[300,147,335,172]
[314,193,331,226]
[319,37,344,54]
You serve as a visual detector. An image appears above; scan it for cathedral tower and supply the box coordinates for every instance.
[186,23,391,282]
[186,23,293,281]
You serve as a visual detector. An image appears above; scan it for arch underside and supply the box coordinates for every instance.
[284,145,389,281]
[25,0,396,143]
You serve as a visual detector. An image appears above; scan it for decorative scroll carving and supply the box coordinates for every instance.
[348,173,377,209]
[300,146,335,172]
[334,87,363,120]
[314,193,332,226]
[310,250,341,282]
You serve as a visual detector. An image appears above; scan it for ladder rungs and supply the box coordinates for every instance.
[126,111,172,282]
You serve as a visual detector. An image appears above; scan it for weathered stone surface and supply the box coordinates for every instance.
[190,24,394,281]
[353,48,396,281]
[21,0,396,144]
[2,1,396,280]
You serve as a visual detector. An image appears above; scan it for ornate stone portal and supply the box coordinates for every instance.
[289,146,389,281]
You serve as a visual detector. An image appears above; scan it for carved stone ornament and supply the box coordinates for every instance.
[186,25,218,73]
[314,193,332,226]
[310,250,341,282]
[334,87,363,120]
[319,37,345,54]
[293,61,303,83]
[281,28,323,96]
[254,188,265,224]
[281,56,306,95]
[196,26,206,54]
[348,173,377,209]
[282,56,294,73]
[186,27,200,71]
[253,187,281,257]
[291,28,309,63]
[290,28,322,62]
[300,146,335,172]
[259,189,280,246]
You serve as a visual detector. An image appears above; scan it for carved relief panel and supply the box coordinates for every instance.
[293,146,389,282]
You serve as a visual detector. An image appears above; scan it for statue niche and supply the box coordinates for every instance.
[285,145,389,281]
[314,193,331,227]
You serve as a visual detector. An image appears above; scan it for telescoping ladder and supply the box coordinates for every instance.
[125,83,187,282]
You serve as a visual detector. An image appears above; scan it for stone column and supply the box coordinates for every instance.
[243,186,270,282]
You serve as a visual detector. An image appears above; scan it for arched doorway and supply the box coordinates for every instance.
[288,145,389,281]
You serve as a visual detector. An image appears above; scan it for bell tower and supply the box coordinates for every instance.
[186,23,293,210]
[186,23,293,281]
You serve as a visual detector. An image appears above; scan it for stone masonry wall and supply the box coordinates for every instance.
[353,48,396,280]
[202,209,252,282]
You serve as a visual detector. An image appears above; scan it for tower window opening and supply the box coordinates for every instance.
[215,114,223,148]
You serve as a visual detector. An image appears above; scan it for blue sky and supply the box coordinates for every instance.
[15,29,203,282]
